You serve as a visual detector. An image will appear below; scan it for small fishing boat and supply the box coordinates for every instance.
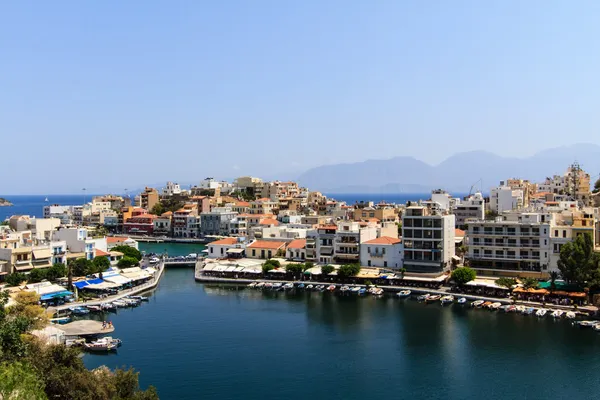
[358,288,367,295]
[264,282,273,289]
[306,284,314,290]
[440,295,454,305]
[471,300,484,308]
[66,338,85,347]
[50,316,71,324]
[535,308,548,317]
[397,290,411,298]
[350,286,361,293]
[86,305,103,313]
[576,320,596,329]
[122,298,140,307]
[112,300,128,308]
[593,323,600,332]
[457,297,467,305]
[551,310,564,319]
[523,307,535,315]
[481,301,493,309]
[83,342,117,352]
[371,288,384,296]
[256,282,265,288]
[327,285,336,292]
[425,295,441,303]
[93,337,122,348]
[316,285,325,292]
[565,311,576,320]
[248,282,257,288]
[283,283,294,290]
[130,295,149,302]
[417,294,431,301]
[297,283,305,289]
[272,282,283,291]
[515,305,526,313]
[506,305,517,313]
[101,303,116,311]
[69,306,90,315]
[340,285,350,293]
[489,302,502,310]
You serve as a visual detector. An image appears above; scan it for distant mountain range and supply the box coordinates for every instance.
[296,143,600,194]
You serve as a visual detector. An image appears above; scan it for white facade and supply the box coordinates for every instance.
[490,186,524,214]
[402,206,456,273]
[162,181,182,196]
[52,228,107,261]
[206,238,245,259]
[430,190,460,211]
[360,237,403,269]
[467,212,551,276]
[199,178,221,190]
[452,192,485,229]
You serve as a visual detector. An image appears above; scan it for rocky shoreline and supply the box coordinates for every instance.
[0,197,13,206]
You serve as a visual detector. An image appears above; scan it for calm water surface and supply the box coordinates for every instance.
[83,268,600,400]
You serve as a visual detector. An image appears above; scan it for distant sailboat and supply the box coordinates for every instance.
[44,197,49,202]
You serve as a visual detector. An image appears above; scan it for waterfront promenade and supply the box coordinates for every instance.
[49,261,165,314]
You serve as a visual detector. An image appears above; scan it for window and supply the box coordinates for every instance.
[252,249,256,257]
[384,261,388,267]
[382,248,386,255]
[554,230,558,237]
[368,260,371,266]
[210,247,213,253]
[563,230,566,238]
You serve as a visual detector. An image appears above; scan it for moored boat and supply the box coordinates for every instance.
[576,320,596,328]
[297,283,305,289]
[340,285,350,293]
[551,310,564,319]
[112,300,128,308]
[440,295,454,305]
[471,300,484,308]
[86,305,103,312]
[130,295,149,301]
[248,282,257,288]
[93,337,122,347]
[306,284,314,290]
[565,311,576,320]
[371,288,384,296]
[489,302,502,310]
[397,290,411,298]
[350,286,361,293]
[593,323,600,332]
[457,297,467,304]
[523,307,535,315]
[256,282,265,288]
[316,285,325,292]
[283,283,294,290]
[83,342,117,352]
[417,294,430,301]
[425,295,441,303]
[69,306,90,315]
[535,308,548,317]
[358,288,367,295]
[50,316,71,324]
[481,301,493,309]
[327,285,336,292]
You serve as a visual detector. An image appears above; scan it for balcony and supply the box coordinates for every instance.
[370,253,385,258]
[335,253,359,260]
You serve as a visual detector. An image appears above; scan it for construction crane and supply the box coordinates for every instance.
[468,179,483,197]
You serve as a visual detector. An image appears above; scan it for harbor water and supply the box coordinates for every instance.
[83,267,600,400]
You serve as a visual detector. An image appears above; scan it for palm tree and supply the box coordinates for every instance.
[399,268,407,279]
[549,271,559,294]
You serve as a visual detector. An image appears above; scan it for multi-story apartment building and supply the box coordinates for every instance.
[52,227,107,261]
[538,165,592,205]
[548,209,596,272]
[123,213,157,235]
[139,187,159,211]
[490,184,524,214]
[402,206,456,273]
[353,206,398,223]
[153,212,172,236]
[504,179,537,207]
[173,208,200,238]
[466,212,551,277]
[162,181,182,197]
[452,192,485,229]
[249,198,277,215]
[200,207,237,236]
[305,222,377,264]
[9,216,61,243]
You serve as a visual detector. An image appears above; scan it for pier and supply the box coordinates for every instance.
[60,320,114,337]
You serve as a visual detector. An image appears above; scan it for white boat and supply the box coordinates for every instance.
[130,295,149,302]
[565,311,576,320]
[371,288,384,296]
[112,300,128,308]
[535,308,548,317]
[440,295,454,305]
[551,310,564,319]
[92,337,122,347]
[306,284,314,290]
[271,282,282,289]
[44,197,49,202]
[397,290,411,298]
[316,285,325,291]
[593,323,600,332]
[248,282,257,288]
[340,286,350,292]
[84,342,117,352]
[417,294,430,301]
[350,286,361,293]
[256,282,265,288]
[457,297,467,304]
[489,302,502,310]
[86,305,103,312]
[515,305,526,313]
[471,300,484,308]
[577,320,596,328]
[283,283,294,290]
[327,285,336,292]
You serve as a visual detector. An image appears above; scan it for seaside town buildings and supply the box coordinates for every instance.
[1,163,599,285]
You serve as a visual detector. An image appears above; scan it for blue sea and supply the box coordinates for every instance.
[0,195,91,221]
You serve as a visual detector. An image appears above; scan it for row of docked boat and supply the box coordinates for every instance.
[470,300,577,319]
[414,293,468,305]
[574,320,600,331]
[248,281,386,296]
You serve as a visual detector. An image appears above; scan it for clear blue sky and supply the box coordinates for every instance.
[1,1,600,194]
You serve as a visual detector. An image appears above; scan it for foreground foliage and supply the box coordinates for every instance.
[451,267,476,285]
[0,290,158,399]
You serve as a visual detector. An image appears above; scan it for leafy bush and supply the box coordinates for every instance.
[451,267,476,285]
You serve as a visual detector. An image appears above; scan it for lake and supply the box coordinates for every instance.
[83,267,600,400]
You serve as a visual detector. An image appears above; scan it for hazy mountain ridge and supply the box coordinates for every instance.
[297,143,600,194]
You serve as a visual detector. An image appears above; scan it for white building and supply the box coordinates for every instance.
[306,221,377,264]
[360,236,403,269]
[429,190,460,211]
[452,192,485,229]
[490,185,524,214]
[199,178,221,190]
[162,182,182,197]
[466,212,551,277]
[52,227,107,261]
[402,206,456,273]
[286,239,306,262]
[206,237,245,259]
[43,205,77,224]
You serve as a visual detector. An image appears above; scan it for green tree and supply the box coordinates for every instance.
[399,267,407,279]
[5,273,27,287]
[557,233,600,287]
[496,277,517,290]
[451,267,476,285]
[70,258,94,277]
[521,277,539,290]
[321,264,335,276]
[0,362,46,400]
[302,262,314,271]
[485,210,499,220]
[262,262,275,274]
[117,256,139,269]
[549,270,560,293]
[45,263,67,282]
[285,263,304,276]
[150,203,165,216]
[92,256,111,278]
[593,178,600,193]
[112,245,142,261]
[337,263,361,278]
[27,268,47,283]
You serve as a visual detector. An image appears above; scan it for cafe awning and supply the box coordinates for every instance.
[33,249,53,259]
[226,248,244,254]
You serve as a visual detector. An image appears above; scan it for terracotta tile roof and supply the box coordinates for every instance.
[318,225,337,230]
[95,249,110,257]
[236,201,250,207]
[247,240,286,250]
[129,213,157,220]
[363,236,402,245]
[107,236,131,244]
[287,239,306,249]
[532,192,551,198]
[455,229,465,238]
[161,211,173,217]
[259,218,279,226]
[209,237,238,246]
